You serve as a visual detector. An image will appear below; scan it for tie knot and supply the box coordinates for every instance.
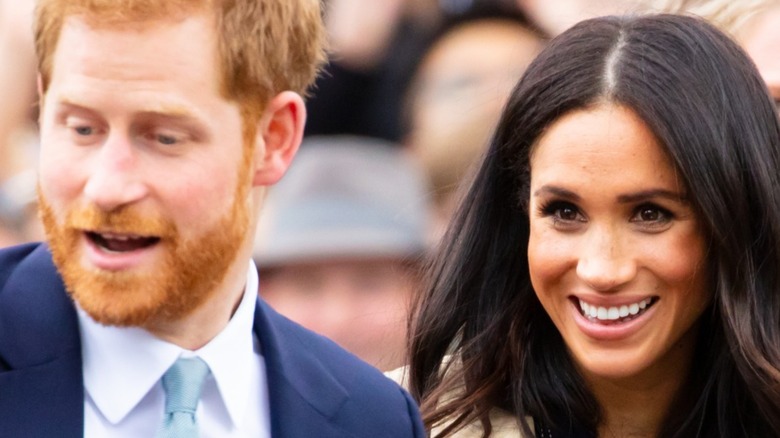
[162,357,210,414]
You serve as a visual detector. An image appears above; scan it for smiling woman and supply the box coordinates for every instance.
[405,13,780,438]
[528,104,711,394]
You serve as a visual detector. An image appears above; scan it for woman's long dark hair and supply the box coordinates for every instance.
[408,14,780,437]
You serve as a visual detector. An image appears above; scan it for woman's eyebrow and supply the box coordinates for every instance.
[617,189,688,204]
[533,186,688,204]
[532,185,581,200]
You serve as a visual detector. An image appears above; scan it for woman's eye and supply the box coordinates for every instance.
[556,205,580,221]
[540,201,584,225]
[631,204,673,225]
[639,208,661,221]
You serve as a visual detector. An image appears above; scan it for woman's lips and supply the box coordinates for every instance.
[570,296,659,341]
[576,297,656,324]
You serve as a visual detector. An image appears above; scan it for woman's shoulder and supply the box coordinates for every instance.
[385,364,533,437]
[443,408,531,438]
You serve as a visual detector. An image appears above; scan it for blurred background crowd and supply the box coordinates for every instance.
[1,0,778,371]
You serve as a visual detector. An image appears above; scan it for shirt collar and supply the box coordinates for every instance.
[79,261,260,427]
[195,262,259,427]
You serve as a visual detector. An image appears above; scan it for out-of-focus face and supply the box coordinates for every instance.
[527,104,711,385]
[516,0,645,36]
[38,13,254,328]
[408,19,540,234]
[259,259,416,371]
[740,6,780,108]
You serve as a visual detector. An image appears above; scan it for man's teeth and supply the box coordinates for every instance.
[87,231,160,253]
[578,298,653,321]
[100,233,138,241]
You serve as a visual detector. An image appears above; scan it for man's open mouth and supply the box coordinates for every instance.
[86,231,160,253]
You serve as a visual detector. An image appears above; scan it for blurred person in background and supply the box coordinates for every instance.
[305,0,441,142]
[404,6,543,240]
[306,0,534,144]
[517,0,648,35]
[254,136,431,371]
[656,0,780,107]
[0,0,40,247]
[740,3,780,107]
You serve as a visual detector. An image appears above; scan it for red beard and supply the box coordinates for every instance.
[38,180,250,328]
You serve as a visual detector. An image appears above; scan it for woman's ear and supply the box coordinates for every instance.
[251,91,307,186]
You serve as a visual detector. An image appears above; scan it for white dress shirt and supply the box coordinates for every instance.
[78,262,271,437]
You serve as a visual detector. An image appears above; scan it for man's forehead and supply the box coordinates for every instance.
[48,12,222,87]
[59,8,215,37]
[56,0,211,29]
[39,2,254,137]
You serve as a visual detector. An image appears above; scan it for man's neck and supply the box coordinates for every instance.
[143,258,251,350]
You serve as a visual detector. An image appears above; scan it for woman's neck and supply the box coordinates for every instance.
[593,378,675,438]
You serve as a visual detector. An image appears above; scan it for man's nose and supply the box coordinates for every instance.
[575,225,637,292]
[83,133,148,211]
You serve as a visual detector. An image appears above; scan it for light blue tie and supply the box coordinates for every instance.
[157,357,210,438]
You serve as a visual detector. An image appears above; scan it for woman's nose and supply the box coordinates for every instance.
[575,225,637,291]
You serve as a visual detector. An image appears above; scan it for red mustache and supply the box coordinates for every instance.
[65,204,177,239]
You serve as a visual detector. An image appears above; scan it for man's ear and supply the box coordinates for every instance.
[252,91,307,186]
[37,74,46,112]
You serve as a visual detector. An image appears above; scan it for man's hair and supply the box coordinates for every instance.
[34,0,327,122]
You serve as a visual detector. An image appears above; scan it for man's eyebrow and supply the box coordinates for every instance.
[56,98,96,114]
[58,97,201,121]
[136,109,202,124]
[135,103,201,120]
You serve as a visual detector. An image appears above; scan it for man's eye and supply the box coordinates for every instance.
[145,132,183,146]
[74,126,94,136]
[157,134,178,145]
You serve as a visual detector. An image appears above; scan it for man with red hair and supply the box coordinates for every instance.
[0,1,424,436]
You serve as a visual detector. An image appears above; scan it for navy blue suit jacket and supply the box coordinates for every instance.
[0,243,425,437]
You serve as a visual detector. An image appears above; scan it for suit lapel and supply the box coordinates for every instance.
[253,298,356,437]
[0,245,368,437]
[0,349,84,437]
[0,244,84,437]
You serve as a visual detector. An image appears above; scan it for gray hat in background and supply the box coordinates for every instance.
[253,136,432,267]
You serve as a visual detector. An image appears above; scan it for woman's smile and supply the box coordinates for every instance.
[575,296,656,323]
[527,103,711,382]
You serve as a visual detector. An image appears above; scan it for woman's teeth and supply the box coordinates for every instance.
[578,298,654,323]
